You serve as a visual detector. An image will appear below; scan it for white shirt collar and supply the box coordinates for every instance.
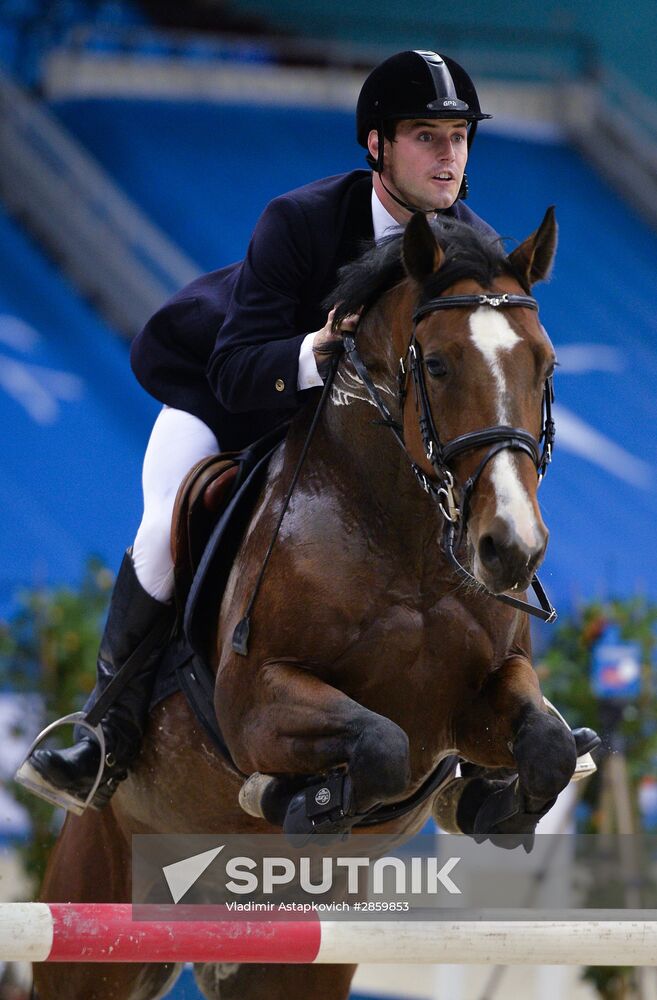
[371,187,402,241]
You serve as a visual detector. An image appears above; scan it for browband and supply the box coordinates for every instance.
[413,292,537,324]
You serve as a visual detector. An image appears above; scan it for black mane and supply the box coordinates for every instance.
[330,218,523,326]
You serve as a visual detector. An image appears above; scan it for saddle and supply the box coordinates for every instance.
[170,451,241,616]
[150,423,289,759]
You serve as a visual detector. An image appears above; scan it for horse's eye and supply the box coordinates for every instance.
[425,358,447,378]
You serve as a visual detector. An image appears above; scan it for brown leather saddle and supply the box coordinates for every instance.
[149,426,287,761]
[167,423,290,664]
[149,429,285,761]
[170,451,241,615]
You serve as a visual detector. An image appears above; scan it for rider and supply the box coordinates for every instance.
[18,50,598,814]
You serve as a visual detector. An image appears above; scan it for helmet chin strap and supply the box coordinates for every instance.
[377,172,468,216]
[378,174,434,215]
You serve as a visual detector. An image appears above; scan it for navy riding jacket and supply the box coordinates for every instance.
[130,169,498,449]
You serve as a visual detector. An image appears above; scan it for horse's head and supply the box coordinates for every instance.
[396,209,557,595]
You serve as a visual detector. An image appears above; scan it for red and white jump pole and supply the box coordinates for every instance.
[3,904,657,966]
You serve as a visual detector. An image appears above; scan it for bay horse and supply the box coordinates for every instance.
[35,208,579,1000]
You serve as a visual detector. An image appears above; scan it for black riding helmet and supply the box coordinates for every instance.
[357,49,492,195]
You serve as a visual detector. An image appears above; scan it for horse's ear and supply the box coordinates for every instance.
[403,212,445,282]
[508,206,558,287]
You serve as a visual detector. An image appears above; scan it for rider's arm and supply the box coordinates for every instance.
[206,194,321,413]
[298,333,324,389]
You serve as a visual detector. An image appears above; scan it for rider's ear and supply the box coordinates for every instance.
[403,212,445,283]
[508,206,558,288]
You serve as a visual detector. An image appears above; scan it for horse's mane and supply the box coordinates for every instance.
[329,218,525,326]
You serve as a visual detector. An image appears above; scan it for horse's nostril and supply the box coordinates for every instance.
[477,519,547,591]
[479,534,502,571]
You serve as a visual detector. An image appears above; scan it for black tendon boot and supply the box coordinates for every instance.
[17,551,174,812]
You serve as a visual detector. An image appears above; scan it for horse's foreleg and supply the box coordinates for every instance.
[439,654,576,838]
[455,653,577,798]
[217,661,410,828]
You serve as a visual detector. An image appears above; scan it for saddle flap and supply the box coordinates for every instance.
[171,453,241,610]
[184,423,290,662]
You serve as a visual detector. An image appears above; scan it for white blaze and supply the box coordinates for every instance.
[469,309,539,550]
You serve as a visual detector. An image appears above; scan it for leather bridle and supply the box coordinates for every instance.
[343,290,557,623]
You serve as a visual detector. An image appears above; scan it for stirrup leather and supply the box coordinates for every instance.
[14,712,107,816]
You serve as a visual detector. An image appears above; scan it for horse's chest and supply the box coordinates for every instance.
[333,598,495,705]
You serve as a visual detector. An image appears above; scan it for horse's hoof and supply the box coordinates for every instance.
[471,777,556,851]
[543,698,601,781]
[573,727,602,757]
[452,775,557,850]
[239,773,276,819]
[432,776,470,833]
[571,727,602,780]
[513,712,577,802]
[474,832,535,853]
[239,773,310,826]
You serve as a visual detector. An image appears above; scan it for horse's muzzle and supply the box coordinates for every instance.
[474,517,548,594]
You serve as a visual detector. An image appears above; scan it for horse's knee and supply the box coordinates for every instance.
[238,713,410,837]
[513,709,577,804]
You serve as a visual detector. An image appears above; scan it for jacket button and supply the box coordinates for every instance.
[275,378,285,392]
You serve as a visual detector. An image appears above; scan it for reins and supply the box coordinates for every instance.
[232,354,341,655]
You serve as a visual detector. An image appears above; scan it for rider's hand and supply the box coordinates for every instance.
[312,307,361,382]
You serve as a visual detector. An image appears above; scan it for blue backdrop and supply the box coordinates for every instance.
[1,99,655,614]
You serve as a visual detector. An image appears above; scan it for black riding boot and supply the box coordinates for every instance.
[20,550,174,811]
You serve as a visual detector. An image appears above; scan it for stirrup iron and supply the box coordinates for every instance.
[14,712,107,816]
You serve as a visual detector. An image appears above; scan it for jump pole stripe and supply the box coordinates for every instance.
[2,905,321,964]
[3,905,657,965]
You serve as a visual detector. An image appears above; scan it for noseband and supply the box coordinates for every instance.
[343,291,557,623]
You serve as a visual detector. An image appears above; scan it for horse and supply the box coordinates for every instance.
[34,208,580,1000]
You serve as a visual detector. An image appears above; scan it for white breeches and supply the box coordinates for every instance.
[132,407,220,601]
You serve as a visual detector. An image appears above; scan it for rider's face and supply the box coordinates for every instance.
[369,119,469,213]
